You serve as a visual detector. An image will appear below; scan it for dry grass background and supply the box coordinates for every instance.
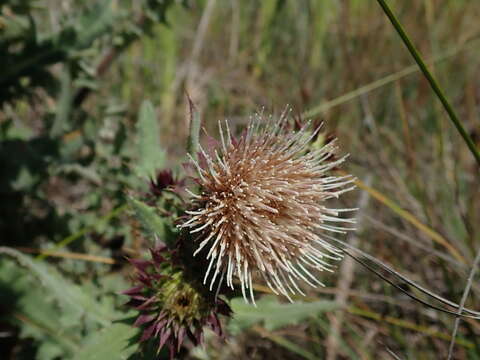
[86,0,480,358]
[3,0,480,359]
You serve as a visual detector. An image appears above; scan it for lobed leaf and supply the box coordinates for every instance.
[0,247,111,326]
[228,295,338,335]
[73,323,139,360]
[127,197,167,245]
[135,100,165,181]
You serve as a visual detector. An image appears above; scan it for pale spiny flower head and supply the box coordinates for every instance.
[180,109,356,304]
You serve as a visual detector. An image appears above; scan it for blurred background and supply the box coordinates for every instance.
[1,0,479,359]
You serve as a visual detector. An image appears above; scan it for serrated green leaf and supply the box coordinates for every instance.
[37,341,67,360]
[73,323,139,360]
[76,2,116,49]
[228,295,338,334]
[0,260,80,357]
[0,247,111,326]
[135,100,164,180]
[127,197,166,244]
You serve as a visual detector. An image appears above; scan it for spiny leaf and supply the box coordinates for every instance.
[229,295,338,334]
[0,261,80,358]
[73,323,139,360]
[127,197,167,244]
[135,100,164,180]
[0,247,111,326]
[75,2,116,50]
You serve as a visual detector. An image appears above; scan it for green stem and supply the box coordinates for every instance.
[376,0,480,167]
[186,95,201,158]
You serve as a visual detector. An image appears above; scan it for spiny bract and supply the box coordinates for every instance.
[123,246,231,358]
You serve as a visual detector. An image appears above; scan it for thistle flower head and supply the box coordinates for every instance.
[123,245,231,358]
[181,110,356,303]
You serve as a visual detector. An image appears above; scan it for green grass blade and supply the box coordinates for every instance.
[376,0,480,166]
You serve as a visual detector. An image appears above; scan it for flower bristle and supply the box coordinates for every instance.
[180,110,356,304]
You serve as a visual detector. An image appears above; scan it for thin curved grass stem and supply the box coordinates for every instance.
[447,249,480,359]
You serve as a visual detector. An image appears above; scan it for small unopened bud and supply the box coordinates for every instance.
[123,245,231,358]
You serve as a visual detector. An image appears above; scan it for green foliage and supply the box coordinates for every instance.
[72,323,139,360]
[0,0,178,250]
[0,249,133,360]
[0,267,78,359]
[135,100,165,180]
[228,295,338,335]
[0,2,180,357]
[0,2,115,105]
[0,247,111,326]
[0,0,179,105]
[127,197,169,245]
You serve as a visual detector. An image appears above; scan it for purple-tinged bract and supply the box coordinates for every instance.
[123,245,231,358]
